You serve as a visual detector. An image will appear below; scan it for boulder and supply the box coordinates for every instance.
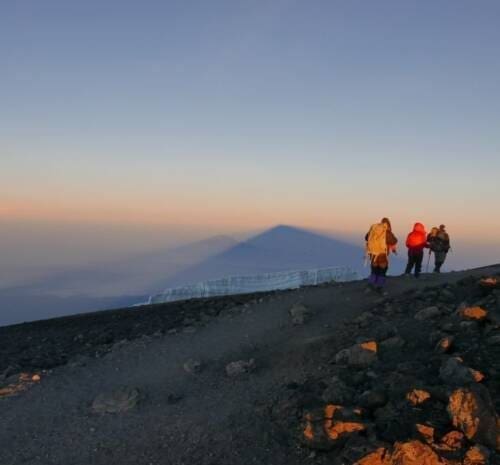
[335,341,378,367]
[414,306,441,321]
[302,404,366,450]
[447,384,498,449]
[91,387,141,414]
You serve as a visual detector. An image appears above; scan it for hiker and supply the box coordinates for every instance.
[427,224,451,272]
[405,222,428,277]
[365,217,398,291]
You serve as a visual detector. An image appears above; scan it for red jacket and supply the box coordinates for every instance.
[406,223,428,253]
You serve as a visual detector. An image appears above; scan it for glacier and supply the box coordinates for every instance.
[147,266,358,304]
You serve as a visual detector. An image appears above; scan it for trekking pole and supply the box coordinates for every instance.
[426,250,431,273]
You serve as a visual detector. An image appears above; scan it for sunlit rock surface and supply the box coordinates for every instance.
[148,266,357,304]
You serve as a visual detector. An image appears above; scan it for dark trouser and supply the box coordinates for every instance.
[405,250,424,276]
[434,251,447,272]
[369,258,388,288]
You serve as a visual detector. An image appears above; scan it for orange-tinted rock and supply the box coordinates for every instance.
[459,306,488,321]
[354,447,390,465]
[447,385,498,449]
[391,440,442,465]
[361,341,378,352]
[416,424,435,444]
[435,336,454,354]
[406,389,431,406]
[438,430,465,451]
[464,445,490,465]
[479,277,500,288]
[335,342,378,367]
[470,369,485,383]
[31,374,41,382]
[302,404,366,450]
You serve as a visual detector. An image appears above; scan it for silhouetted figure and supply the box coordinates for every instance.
[365,217,398,291]
[427,224,451,272]
[405,222,428,277]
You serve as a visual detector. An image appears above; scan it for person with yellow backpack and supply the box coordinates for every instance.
[365,218,398,291]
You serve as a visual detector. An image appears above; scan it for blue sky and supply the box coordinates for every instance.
[1,1,500,241]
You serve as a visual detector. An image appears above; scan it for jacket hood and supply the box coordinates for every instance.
[413,223,425,233]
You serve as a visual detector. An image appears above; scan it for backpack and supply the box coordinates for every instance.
[366,223,388,260]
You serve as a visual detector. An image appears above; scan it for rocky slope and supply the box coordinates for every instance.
[1,266,499,465]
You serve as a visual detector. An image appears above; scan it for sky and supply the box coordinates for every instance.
[1,0,500,279]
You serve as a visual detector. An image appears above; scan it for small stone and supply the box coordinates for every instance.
[183,359,202,374]
[31,374,41,382]
[406,389,431,406]
[289,303,313,325]
[415,424,434,444]
[435,336,454,354]
[438,430,464,451]
[91,387,141,414]
[486,333,500,346]
[379,336,405,350]
[464,445,490,465]
[459,306,488,321]
[358,390,388,410]
[414,306,441,320]
[225,359,256,377]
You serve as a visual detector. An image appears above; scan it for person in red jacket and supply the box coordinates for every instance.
[405,222,429,277]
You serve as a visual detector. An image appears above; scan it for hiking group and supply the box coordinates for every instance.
[365,219,451,291]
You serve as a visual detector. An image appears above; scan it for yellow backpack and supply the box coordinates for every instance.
[366,223,388,261]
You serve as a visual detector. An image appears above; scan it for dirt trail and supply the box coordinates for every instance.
[1,265,499,465]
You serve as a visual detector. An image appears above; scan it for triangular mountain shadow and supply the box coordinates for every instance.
[158,225,390,290]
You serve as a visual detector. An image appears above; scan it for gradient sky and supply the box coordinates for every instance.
[2,1,500,245]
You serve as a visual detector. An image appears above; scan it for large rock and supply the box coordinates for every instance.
[439,357,483,386]
[335,341,378,367]
[447,384,499,449]
[91,387,141,414]
[302,404,366,450]
[414,306,441,321]
[390,440,443,465]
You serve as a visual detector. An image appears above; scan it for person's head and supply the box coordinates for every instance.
[439,224,446,231]
[413,222,425,233]
[430,227,439,236]
[381,217,392,230]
